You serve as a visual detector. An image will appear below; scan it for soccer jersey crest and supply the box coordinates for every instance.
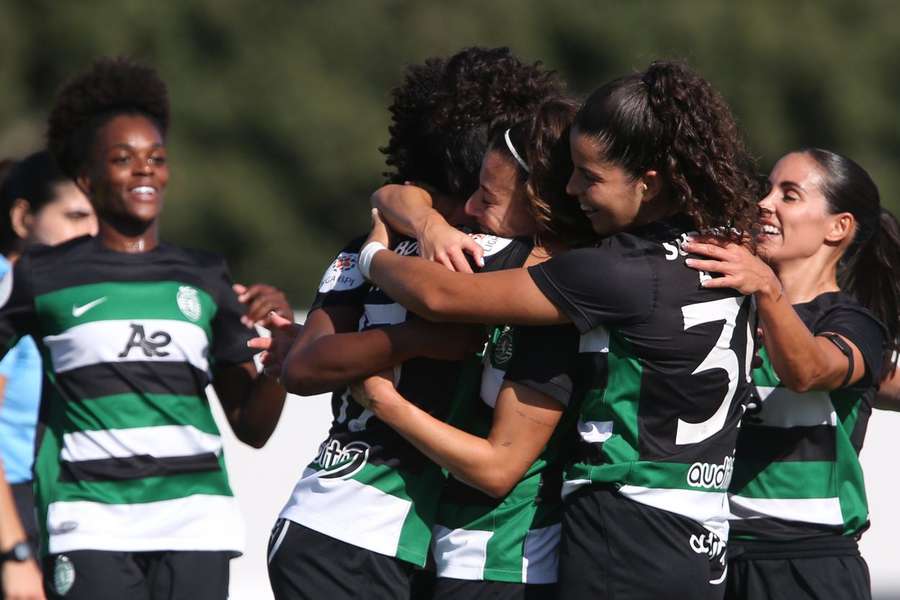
[177,285,202,321]
[490,326,514,369]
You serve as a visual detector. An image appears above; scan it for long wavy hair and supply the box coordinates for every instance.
[574,60,760,236]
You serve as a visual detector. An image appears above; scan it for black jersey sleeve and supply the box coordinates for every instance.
[815,301,888,386]
[504,324,580,407]
[528,244,654,334]
[309,235,371,312]
[0,254,38,357]
[209,259,256,366]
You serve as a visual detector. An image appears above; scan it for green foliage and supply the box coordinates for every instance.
[1,0,897,302]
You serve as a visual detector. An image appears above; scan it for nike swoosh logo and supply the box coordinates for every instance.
[72,297,107,318]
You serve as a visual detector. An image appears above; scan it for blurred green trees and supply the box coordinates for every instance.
[1,0,897,302]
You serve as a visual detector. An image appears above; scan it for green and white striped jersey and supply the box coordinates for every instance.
[529,217,755,542]
[729,292,887,541]
[279,234,533,566]
[432,324,578,584]
[0,237,253,555]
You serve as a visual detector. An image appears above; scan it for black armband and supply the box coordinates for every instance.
[822,332,854,388]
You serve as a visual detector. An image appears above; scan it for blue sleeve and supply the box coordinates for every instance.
[0,343,19,377]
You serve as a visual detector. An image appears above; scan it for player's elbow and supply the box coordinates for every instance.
[471,468,519,499]
[279,344,335,395]
[782,375,816,393]
[281,363,330,397]
[232,425,270,449]
[480,478,516,500]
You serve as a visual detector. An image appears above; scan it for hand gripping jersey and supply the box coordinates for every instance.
[528,216,755,542]
[432,323,579,584]
[729,292,886,541]
[279,233,531,566]
[0,237,253,555]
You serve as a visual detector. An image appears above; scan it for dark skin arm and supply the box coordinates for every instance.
[247,302,483,396]
[280,306,484,396]
[213,363,285,449]
[212,282,294,449]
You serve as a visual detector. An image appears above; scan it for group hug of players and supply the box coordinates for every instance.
[0,46,898,600]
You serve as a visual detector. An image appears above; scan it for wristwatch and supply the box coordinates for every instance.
[0,541,32,563]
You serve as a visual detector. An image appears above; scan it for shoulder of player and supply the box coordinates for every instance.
[169,244,227,269]
[21,234,93,264]
[809,291,888,340]
[316,234,371,295]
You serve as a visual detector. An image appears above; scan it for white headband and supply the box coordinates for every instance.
[504,128,530,173]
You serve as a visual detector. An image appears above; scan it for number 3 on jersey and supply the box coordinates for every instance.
[676,296,752,445]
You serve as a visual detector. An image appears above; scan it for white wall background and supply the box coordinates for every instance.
[211,390,900,600]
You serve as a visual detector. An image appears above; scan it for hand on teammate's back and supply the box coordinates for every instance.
[683,235,781,296]
[2,559,46,600]
[418,213,484,273]
[234,283,294,327]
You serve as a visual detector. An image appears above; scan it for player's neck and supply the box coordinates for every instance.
[774,256,840,305]
[98,220,160,253]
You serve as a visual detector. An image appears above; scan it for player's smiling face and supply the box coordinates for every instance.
[757,152,842,264]
[566,127,647,237]
[464,149,536,238]
[80,113,169,227]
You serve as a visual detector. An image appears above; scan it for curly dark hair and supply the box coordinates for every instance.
[381,46,564,199]
[491,98,593,244]
[575,60,760,235]
[47,57,170,179]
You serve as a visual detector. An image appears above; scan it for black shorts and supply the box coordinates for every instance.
[432,577,557,600]
[558,485,726,600]
[267,518,415,600]
[42,549,230,600]
[725,537,871,600]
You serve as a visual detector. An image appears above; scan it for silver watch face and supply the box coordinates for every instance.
[12,542,31,561]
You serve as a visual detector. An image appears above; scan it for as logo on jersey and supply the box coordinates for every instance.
[315,438,370,480]
[177,286,202,321]
[118,324,172,358]
[319,251,362,293]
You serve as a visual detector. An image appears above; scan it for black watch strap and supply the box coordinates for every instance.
[0,541,33,563]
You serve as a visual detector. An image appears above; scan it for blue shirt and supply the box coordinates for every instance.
[0,255,42,484]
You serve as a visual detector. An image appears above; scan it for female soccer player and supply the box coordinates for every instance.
[0,58,289,600]
[682,149,900,600]
[261,47,564,600]
[357,60,760,599]
[359,99,589,599]
[0,151,96,600]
